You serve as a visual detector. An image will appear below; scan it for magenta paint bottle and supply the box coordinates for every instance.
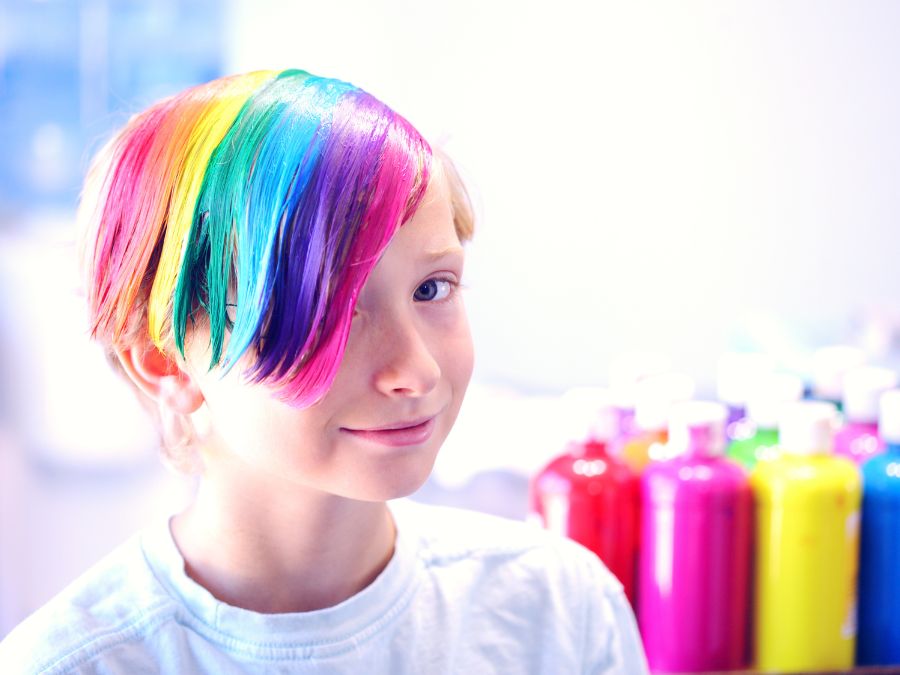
[834,366,897,464]
[638,401,753,673]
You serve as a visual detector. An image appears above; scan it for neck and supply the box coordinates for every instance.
[170,463,396,614]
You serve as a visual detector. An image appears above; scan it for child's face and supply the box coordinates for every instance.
[184,172,474,501]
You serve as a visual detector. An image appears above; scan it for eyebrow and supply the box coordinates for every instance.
[423,246,465,261]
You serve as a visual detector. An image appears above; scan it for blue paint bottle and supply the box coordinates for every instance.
[857,388,900,665]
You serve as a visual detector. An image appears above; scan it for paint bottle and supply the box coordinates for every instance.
[752,401,861,672]
[717,352,775,437]
[856,389,900,665]
[727,373,803,470]
[609,351,671,443]
[638,401,752,673]
[620,373,694,473]
[834,366,896,464]
[811,345,866,411]
[530,389,640,603]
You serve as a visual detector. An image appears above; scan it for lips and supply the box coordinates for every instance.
[341,416,437,447]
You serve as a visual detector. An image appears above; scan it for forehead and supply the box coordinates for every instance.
[395,171,460,251]
[357,173,461,296]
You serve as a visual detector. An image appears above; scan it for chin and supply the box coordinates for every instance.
[346,449,439,502]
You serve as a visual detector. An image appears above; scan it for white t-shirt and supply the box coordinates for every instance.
[0,500,648,674]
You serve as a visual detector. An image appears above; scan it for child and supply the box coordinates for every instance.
[0,69,648,673]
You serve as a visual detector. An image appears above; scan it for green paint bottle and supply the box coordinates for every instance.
[727,373,804,470]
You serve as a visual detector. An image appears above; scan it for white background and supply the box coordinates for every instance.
[226,0,900,392]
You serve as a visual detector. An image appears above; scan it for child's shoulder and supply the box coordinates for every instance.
[392,499,623,594]
[388,500,647,673]
[0,524,178,675]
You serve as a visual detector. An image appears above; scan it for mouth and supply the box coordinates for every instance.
[341,415,438,447]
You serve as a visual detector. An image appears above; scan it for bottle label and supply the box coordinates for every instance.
[845,511,860,539]
[842,509,861,639]
[842,597,858,639]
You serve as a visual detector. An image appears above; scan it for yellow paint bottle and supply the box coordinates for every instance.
[752,401,861,672]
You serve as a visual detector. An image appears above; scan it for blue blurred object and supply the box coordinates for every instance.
[0,0,224,215]
[857,439,900,665]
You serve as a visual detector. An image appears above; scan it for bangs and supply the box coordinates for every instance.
[82,69,432,408]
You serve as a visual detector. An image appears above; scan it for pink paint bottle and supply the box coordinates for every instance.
[835,366,897,464]
[638,401,753,673]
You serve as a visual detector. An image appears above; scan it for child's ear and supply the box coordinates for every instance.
[116,344,205,415]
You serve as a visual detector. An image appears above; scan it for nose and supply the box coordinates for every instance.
[372,314,441,398]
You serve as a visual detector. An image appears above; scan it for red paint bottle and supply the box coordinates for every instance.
[531,389,641,602]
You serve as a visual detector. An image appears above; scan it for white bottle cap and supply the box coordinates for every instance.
[746,373,805,429]
[633,373,696,431]
[668,400,728,457]
[717,352,776,407]
[812,345,866,401]
[609,351,671,409]
[560,387,618,442]
[878,389,900,445]
[778,401,837,455]
[842,366,898,423]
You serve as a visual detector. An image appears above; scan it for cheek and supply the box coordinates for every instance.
[201,386,268,453]
[439,311,475,392]
[197,374,334,467]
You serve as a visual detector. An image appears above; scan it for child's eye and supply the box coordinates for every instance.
[413,278,455,302]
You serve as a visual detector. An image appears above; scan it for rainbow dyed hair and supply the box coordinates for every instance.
[79,69,444,408]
